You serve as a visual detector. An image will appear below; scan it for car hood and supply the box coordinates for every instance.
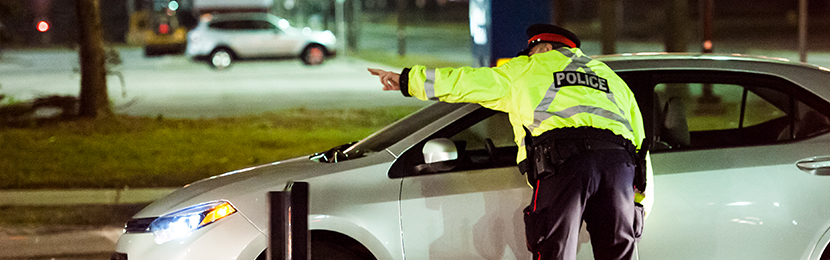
[133,156,327,219]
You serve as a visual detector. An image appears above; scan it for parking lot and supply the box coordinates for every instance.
[0,47,426,119]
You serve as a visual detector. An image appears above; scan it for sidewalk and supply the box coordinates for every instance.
[0,188,176,206]
[0,225,122,260]
[0,189,175,259]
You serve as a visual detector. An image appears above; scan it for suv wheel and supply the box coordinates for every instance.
[210,48,233,69]
[301,44,326,66]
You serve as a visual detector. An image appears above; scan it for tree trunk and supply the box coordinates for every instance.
[346,0,361,53]
[75,0,112,119]
[664,0,692,100]
[599,0,617,54]
[552,0,567,26]
[664,0,690,52]
[396,0,406,56]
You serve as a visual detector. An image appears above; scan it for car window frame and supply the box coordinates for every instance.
[388,107,518,179]
[619,70,830,153]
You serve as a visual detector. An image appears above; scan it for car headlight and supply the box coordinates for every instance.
[149,200,237,244]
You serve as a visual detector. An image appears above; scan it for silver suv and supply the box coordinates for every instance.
[185,13,336,68]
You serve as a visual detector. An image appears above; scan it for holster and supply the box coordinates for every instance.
[632,140,649,191]
[528,140,565,184]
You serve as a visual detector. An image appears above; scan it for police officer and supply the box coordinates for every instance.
[369,24,649,260]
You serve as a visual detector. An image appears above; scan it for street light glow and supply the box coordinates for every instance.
[168,1,179,11]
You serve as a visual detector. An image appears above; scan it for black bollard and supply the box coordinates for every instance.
[268,181,309,260]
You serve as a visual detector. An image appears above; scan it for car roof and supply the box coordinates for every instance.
[595,52,828,71]
[595,52,830,100]
[207,12,278,22]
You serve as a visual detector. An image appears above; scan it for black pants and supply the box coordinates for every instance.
[523,148,636,260]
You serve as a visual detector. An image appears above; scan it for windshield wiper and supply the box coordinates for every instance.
[310,141,357,163]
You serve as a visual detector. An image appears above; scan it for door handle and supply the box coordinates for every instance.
[796,156,830,176]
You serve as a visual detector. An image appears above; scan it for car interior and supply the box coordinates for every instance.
[648,72,830,152]
[389,108,518,178]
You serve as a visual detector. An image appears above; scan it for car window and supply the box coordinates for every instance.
[208,21,233,30]
[250,20,276,30]
[389,107,517,178]
[347,102,457,158]
[209,20,273,31]
[652,80,830,151]
[449,112,514,151]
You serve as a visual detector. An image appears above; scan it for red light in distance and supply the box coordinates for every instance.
[37,21,50,32]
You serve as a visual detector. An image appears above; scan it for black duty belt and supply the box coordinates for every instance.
[531,126,635,152]
[520,126,637,182]
[569,138,629,151]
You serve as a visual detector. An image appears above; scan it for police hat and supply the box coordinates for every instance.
[518,24,581,56]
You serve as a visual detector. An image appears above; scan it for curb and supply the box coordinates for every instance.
[0,188,177,206]
[0,226,123,259]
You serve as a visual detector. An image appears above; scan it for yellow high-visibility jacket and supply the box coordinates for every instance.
[402,47,654,213]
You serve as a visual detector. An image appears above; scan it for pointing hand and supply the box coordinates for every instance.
[368,68,401,91]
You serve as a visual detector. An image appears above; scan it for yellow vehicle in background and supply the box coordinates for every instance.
[126,0,277,56]
[128,6,187,56]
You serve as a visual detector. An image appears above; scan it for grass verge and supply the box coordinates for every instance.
[0,106,423,189]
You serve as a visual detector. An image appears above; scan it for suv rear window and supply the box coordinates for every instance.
[209,20,274,30]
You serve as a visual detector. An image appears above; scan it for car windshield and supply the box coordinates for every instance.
[311,102,462,162]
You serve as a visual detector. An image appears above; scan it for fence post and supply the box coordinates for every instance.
[268,181,310,260]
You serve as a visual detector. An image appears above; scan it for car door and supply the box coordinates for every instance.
[243,19,301,57]
[391,109,597,259]
[216,20,273,57]
[621,70,830,259]
[264,25,303,57]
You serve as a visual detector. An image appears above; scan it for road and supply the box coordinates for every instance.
[0,47,427,119]
[4,23,830,119]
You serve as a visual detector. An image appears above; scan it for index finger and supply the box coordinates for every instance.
[367,68,384,76]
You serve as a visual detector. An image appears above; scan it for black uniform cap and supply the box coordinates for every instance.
[518,24,581,56]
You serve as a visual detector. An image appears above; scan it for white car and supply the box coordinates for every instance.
[113,53,830,260]
[184,13,336,68]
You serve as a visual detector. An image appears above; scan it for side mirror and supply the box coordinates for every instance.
[415,138,462,174]
[423,138,457,163]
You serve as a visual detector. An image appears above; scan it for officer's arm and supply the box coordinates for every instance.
[404,65,513,109]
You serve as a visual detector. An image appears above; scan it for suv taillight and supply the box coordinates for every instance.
[159,24,170,34]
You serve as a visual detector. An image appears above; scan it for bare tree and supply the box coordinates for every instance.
[599,0,618,54]
[346,0,361,53]
[396,0,406,56]
[664,0,693,100]
[665,0,690,52]
[75,0,112,119]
